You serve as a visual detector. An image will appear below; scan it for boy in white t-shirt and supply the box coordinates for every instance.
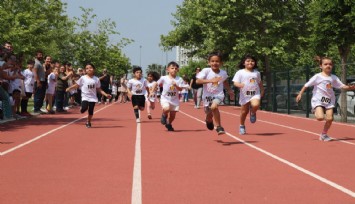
[233,54,264,135]
[66,63,111,128]
[157,61,183,131]
[21,60,35,116]
[296,57,355,141]
[196,52,234,135]
[46,66,58,114]
[127,67,149,123]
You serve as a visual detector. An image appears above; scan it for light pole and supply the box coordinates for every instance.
[139,45,142,67]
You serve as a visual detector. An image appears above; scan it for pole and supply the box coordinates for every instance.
[139,45,142,67]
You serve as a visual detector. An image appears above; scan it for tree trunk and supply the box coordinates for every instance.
[264,55,272,110]
[338,46,350,122]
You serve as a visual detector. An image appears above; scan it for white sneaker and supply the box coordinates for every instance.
[319,134,332,142]
[136,118,141,123]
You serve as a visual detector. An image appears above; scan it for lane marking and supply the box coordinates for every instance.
[220,110,355,146]
[180,110,355,198]
[0,104,112,156]
[131,123,142,204]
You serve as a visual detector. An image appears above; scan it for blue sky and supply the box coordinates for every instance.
[63,0,183,70]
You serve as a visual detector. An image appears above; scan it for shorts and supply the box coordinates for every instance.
[203,96,223,107]
[132,95,146,108]
[311,97,334,112]
[160,100,179,112]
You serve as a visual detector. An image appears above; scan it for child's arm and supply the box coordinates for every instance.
[97,87,112,99]
[341,84,355,91]
[259,81,265,97]
[172,80,183,91]
[66,83,79,93]
[223,80,235,99]
[196,77,220,85]
[296,86,307,102]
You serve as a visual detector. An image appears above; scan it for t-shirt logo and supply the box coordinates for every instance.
[250,78,256,83]
[212,76,219,86]
[169,85,175,91]
[326,83,332,89]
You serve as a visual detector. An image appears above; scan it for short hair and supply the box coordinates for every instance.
[27,60,35,65]
[238,54,258,69]
[207,51,223,61]
[167,61,179,68]
[133,66,142,73]
[12,89,21,94]
[85,63,96,69]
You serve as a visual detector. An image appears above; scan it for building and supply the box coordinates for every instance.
[175,46,200,67]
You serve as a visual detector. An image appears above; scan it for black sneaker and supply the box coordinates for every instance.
[161,114,167,125]
[165,124,174,131]
[216,126,225,135]
[85,122,92,128]
[205,120,214,130]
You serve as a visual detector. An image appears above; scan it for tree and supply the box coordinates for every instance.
[307,0,355,122]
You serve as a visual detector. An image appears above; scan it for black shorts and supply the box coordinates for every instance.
[131,95,146,108]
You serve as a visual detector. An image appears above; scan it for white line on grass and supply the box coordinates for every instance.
[220,110,355,146]
[131,122,142,204]
[180,110,355,198]
[0,104,112,156]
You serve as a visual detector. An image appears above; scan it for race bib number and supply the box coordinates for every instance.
[167,92,176,97]
[246,90,256,96]
[205,96,215,102]
[136,89,143,94]
[321,96,331,104]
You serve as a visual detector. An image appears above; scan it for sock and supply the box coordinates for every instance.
[134,109,139,119]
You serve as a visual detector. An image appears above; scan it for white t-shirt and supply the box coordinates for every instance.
[46,73,57,95]
[232,69,262,105]
[8,70,22,94]
[180,81,189,94]
[305,73,344,108]
[157,75,183,106]
[145,81,157,102]
[196,68,228,106]
[76,75,101,102]
[23,69,34,93]
[127,78,148,95]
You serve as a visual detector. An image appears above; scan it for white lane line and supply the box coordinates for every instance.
[131,122,142,204]
[180,110,355,198]
[220,110,355,146]
[0,104,112,156]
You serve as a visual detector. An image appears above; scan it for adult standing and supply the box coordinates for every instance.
[32,50,47,114]
[99,68,111,104]
[56,65,72,112]
[190,67,203,108]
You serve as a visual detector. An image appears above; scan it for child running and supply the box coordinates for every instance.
[127,67,149,123]
[157,61,183,131]
[196,52,234,135]
[233,54,264,135]
[296,56,355,141]
[145,71,159,119]
[66,63,111,128]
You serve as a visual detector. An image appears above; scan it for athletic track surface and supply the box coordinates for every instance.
[1,102,354,204]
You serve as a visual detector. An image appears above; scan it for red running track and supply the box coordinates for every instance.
[0,102,354,203]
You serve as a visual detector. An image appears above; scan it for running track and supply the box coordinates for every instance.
[0,102,354,204]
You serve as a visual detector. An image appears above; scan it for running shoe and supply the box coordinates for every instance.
[165,124,174,131]
[216,126,225,135]
[239,125,246,135]
[85,122,92,128]
[148,114,152,119]
[205,120,214,130]
[160,114,167,125]
[136,118,141,123]
[250,108,256,123]
[319,134,332,142]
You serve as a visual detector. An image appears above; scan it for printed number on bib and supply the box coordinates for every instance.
[246,91,256,96]
[206,96,215,102]
[321,96,331,104]
[167,92,176,97]
[136,89,143,94]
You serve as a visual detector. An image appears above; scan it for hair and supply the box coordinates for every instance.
[27,60,35,65]
[12,89,21,94]
[133,66,142,73]
[35,49,43,55]
[147,71,160,81]
[167,61,179,68]
[207,51,223,61]
[314,56,332,65]
[85,63,96,69]
[195,67,201,71]
[238,54,258,69]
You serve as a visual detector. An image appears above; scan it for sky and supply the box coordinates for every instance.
[63,0,183,70]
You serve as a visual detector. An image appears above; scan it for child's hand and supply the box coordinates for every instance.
[106,94,112,99]
[210,76,221,84]
[296,94,302,103]
[65,88,70,92]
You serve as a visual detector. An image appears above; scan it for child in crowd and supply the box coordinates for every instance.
[46,66,58,114]
[180,77,190,102]
[233,54,264,135]
[111,79,118,102]
[196,51,234,135]
[157,61,183,131]
[145,71,159,119]
[127,67,149,123]
[66,63,111,128]
[296,56,355,141]
[21,60,35,116]
[9,89,22,119]
[8,61,25,117]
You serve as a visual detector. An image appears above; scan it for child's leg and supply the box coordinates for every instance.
[47,94,53,111]
[250,99,260,114]
[314,106,325,121]
[81,101,89,113]
[133,106,139,119]
[87,102,95,123]
[240,102,250,126]
[210,102,221,126]
[146,100,151,115]
[168,111,176,124]
[322,108,333,134]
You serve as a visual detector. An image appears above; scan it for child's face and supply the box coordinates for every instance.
[27,64,34,70]
[147,74,153,82]
[244,58,255,70]
[208,56,222,71]
[320,59,333,74]
[134,70,142,79]
[12,92,21,100]
[85,65,95,75]
[167,65,179,76]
